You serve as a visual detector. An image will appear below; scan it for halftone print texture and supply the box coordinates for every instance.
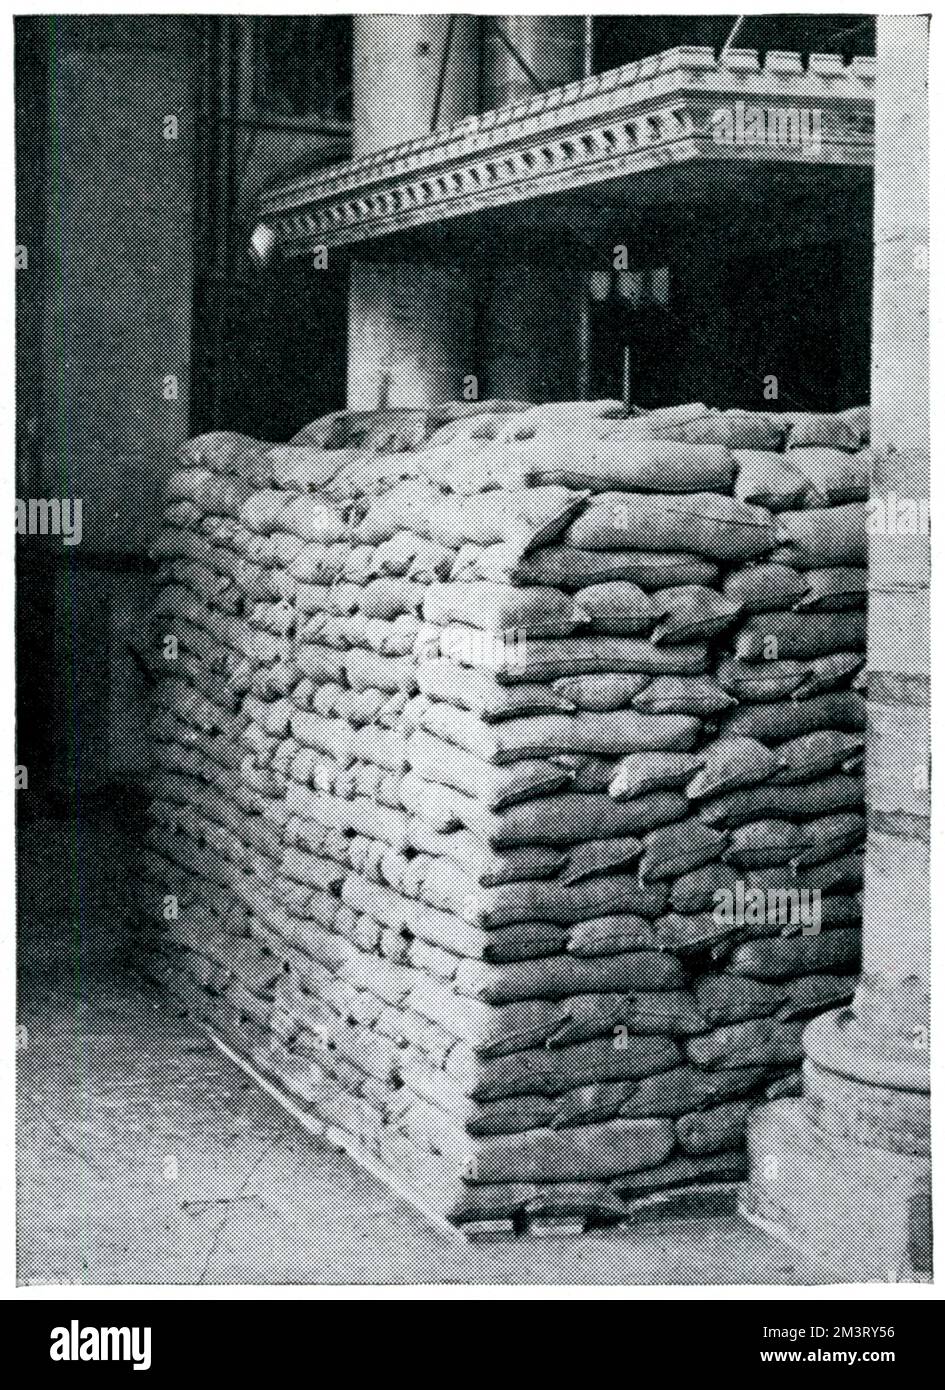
[16,15,930,1285]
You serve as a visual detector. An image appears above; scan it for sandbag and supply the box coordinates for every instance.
[785,446,871,504]
[428,487,589,555]
[572,581,662,635]
[638,819,729,883]
[777,410,866,452]
[631,676,737,717]
[724,819,811,869]
[458,543,721,592]
[723,562,810,613]
[733,449,811,510]
[726,930,861,980]
[499,436,735,494]
[772,503,867,567]
[422,582,588,636]
[696,774,864,829]
[793,567,868,613]
[609,751,705,800]
[553,1064,768,1127]
[437,631,711,682]
[417,659,575,722]
[651,585,742,645]
[551,672,651,711]
[686,736,780,799]
[566,492,778,561]
[720,692,866,743]
[772,730,864,784]
[735,612,867,661]
[456,950,685,1005]
[685,1017,806,1070]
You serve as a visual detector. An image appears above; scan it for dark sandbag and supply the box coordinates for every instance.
[609,751,705,800]
[696,773,864,829]
[686,736,780,799]
[546,991,706,1046]
[466,1034,682,1103]
[460,543,720,592]
[651,585,743,645]
[560,838,647,886]
[632,676,737,717]
[456,949,685,1006]
[466,1116,677,1184]
[715,656,807,702]
[650,912,741,954]
[772,730,865,784]
[723,562,810,613]
[735,611,867,661]
[719,692,866,743]
[676,1101,752,1156]
[726,929,861,981]
[724,818,811,869]
[669,861,740,914]
[792,813,866,867]
[638,819,729,883]
[566,915,671,958]
[686,1016,807,1069]
[695,972,855,1027]
[793,566,868,613]
[554,1064,768,1126]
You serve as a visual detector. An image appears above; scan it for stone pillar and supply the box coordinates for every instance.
[742,15,931,1281]
[347,16,479,408]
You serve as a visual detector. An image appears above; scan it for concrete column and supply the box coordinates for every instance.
[347,16,479,409]
[742,15,931,1281]
[346,260,475,410]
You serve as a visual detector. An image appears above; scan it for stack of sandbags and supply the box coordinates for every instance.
[707,406,870,986]
[137,400,870,1233]
[135,432,300,1053]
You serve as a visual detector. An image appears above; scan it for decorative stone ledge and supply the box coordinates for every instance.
[258,45,875,255]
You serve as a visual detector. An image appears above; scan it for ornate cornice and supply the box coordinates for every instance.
[258,45,875,255]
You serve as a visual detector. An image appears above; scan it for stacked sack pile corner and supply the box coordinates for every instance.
[136,398,870,1232]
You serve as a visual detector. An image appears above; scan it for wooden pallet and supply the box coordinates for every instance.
[205,1024,740,1245]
